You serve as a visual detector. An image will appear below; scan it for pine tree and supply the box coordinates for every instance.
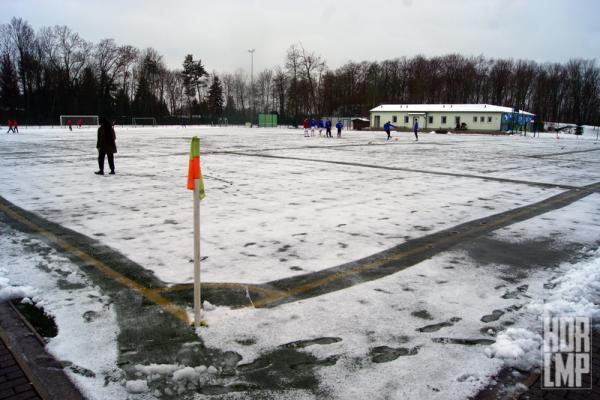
[207,75,224,119]
[182,55,208,116]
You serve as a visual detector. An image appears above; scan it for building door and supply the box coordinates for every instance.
[374,115,380,128]
[455,116,461,129]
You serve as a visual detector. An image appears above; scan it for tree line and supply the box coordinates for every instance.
[1,17,599,126]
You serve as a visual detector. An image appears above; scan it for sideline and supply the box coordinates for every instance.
[217,151,578,190]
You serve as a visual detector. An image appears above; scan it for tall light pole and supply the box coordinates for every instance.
[248,49,255,127]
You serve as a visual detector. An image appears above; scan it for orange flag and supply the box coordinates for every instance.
[187,136,205,200]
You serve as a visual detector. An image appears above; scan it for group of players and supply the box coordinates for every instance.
[302,118,344,138]
[5,119,19,133]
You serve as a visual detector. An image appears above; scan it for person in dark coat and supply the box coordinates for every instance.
[335,120,343,138]
[325,119,332,138]
[413,119,419,141]
[95,116,117,175]
[384,121,396,140]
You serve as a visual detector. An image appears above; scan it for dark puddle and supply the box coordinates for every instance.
[458,237,582,271]
[370,346,420,363]
[13,299,58,338]
[280,337,342,349]
[411,310,434,320]
[432,337,495,346]
[481,310,505,323]
[417,317,461,332]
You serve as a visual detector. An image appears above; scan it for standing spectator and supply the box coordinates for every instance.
[413,119,419,141]
[6,119,13,134]
[95,116,117,175]
[12,119,18,133]
[318,119,324,137]
[336,120,343,138]
[303,118,309,137]
[384,121,396,140]
[310,118,316,137]
[67,119,73,131]
[325,119,332,138]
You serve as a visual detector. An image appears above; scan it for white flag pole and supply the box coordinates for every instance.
[193,143,202,328]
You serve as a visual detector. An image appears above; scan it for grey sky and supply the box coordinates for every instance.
[1,0,599,73]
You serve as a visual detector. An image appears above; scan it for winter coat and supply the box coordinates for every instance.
[336,121,343,130]
[413,121,419,131]
[318,120,324,128]
[384,122,390,132]
[325,120,332,128]
[310,119,316,128]
[97,125,117,154]
[303,119,309,129]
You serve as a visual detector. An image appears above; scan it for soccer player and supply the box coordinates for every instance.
[303,118,309,137]
[413,119,419,141]
[336,120,343,138]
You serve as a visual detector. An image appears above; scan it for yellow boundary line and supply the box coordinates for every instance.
[0,203,191,325]
[159,282,285,296]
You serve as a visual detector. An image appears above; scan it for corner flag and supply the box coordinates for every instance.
[187,137,205,199]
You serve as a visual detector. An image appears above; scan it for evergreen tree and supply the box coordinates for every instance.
[182,54,208,115]
[0,53,21,113]
[207,75,224,119]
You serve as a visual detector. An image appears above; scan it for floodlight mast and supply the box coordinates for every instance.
[248,49,255,127]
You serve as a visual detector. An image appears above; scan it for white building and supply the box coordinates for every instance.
[370,104,535,132]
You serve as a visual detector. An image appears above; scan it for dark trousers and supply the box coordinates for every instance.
[414,130,419,140]
[98,152,115,172]
[386,130,391,139]
[326,128,332,137]
[337,128,341,137]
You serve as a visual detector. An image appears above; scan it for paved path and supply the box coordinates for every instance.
[0,302,84,400]
[0,336,40,400]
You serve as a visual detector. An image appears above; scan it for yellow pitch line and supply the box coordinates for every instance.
[0,204,191,325]
[158,282,285,296]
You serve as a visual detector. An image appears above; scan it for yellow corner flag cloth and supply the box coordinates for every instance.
[187,136,205,200]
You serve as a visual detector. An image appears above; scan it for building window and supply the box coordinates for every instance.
[392,116,397,123]
[442,116,447,124]
[428,116,433,124]
[473,116,477,123]
[404,116,409,124]
[480,116,485,122]
[488,116,492,123]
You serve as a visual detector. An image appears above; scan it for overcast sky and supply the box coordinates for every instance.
[1,0,599,73]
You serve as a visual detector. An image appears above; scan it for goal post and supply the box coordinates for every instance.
[59,115,99,126]
[132,117,157,126]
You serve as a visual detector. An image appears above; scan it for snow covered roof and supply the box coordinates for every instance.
[370,104,534,116]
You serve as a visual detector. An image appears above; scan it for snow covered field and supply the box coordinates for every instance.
[0,126,599,399]
[0,126,596,284]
